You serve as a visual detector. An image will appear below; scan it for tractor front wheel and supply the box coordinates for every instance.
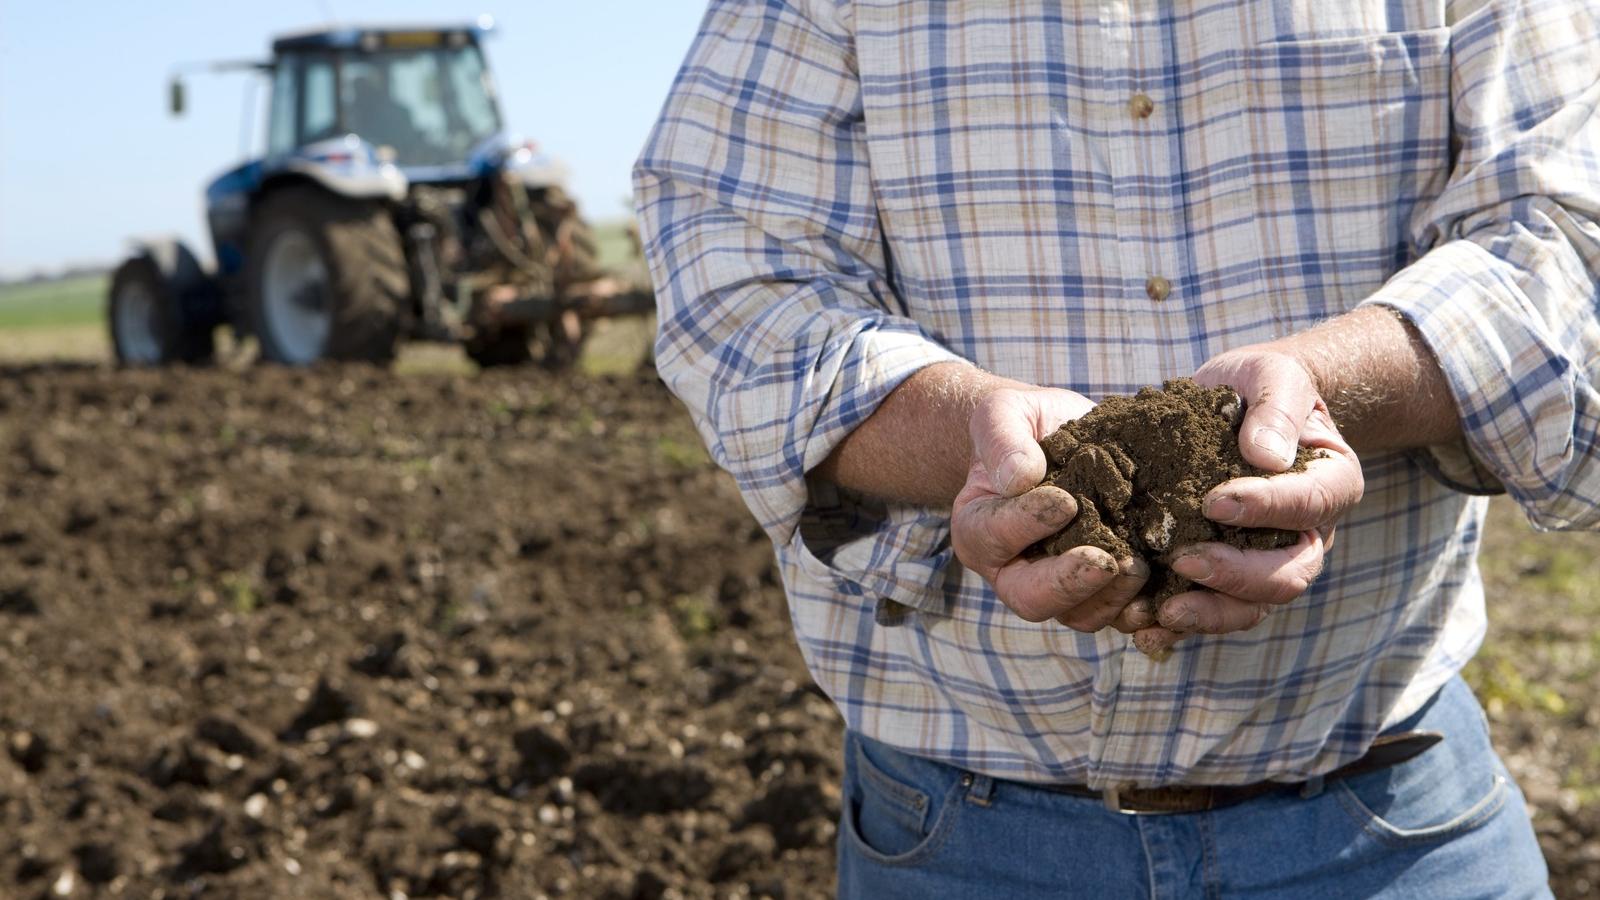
[245,187,408,365]
[108,255,215,366]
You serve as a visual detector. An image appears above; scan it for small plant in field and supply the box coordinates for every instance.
[1466,653,1568,717]
[573,410,599,435]
[434,600,461,632]
[656,437,708,469]
[221,572,258,615]
[671,592,717,640]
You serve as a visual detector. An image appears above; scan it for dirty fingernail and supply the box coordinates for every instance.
[1133,632,1173,661]
[1123,599,1155,628]
[1206,496,1244,523]
[1171,554,1212,582]
[1163,606,1200,631]
[1087,549,1119,573]
[1036,489,1076,525]
[1252,428,1292,467]
[991,451,1027,493]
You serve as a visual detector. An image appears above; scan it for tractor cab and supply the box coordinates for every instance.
[266,26,503,175]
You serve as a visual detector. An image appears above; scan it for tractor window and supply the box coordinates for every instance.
[387,54,450,145]
[266,60,297,154]
[301,57,339,143]
[445,48,499,143]
[339,45,501,168]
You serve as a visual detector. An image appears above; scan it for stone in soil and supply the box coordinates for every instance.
[1033,378,1311,602]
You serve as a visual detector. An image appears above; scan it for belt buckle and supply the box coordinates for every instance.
[1101,785,1126,813]
[1100,782,1154,815]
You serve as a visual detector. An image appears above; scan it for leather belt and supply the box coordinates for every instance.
[1037,731,1444,815]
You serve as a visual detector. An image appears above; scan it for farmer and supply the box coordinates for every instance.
[635,1,1599,896]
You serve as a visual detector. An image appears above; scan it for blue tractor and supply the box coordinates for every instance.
[110,22,649,368]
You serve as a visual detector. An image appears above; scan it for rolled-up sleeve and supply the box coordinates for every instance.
[1360,0,1600,530]
[633,0,966,608]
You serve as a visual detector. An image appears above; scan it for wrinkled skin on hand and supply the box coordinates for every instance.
[952,387,1153,634]
[1130,349,1364,658]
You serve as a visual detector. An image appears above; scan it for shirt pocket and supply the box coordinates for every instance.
[854,3,1120,373]
[1238,29,1453,328]
[864,92,1079,334]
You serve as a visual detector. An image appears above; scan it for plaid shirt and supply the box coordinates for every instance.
[635,0,1600,786]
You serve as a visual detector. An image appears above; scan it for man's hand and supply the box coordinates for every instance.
[1132,348,1364,656]
[952,388,1152,632]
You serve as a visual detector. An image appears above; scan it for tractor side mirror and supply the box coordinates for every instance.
[169,77,186,117]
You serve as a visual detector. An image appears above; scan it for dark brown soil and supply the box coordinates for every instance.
[0,364,838,900]
[1033,379,1310,601]
[0,364,1591,898]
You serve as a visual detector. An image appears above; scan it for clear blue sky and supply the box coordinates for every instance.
[0,0,707,277]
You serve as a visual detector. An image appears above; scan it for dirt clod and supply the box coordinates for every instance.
[572,757,716,815]
[177,814,258,877]
[71,842,119,885]
[196,715,269,758]
[284,677,361,739]
[739,778,838,851]
[0,585,40,616]
[513,724,572,784]
[713,826,778,880]
[1035,378,1311,602]
[8,731,49,773]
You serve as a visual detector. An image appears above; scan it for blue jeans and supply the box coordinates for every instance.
[838,676,1550,899]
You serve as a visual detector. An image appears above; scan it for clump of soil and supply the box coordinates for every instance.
[1033,378,1312,602]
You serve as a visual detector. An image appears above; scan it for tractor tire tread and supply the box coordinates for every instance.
[109,256,216,366]
[247,186,408,365]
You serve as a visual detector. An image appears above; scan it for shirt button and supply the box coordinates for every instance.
[1129,93,1155,119]
[1145,276,1171,302]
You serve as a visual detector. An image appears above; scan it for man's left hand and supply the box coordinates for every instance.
[1132,347,1365,658]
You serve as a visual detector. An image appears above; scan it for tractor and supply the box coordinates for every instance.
[109,21,651,369]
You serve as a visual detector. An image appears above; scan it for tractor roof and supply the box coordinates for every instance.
[271,20,493,54]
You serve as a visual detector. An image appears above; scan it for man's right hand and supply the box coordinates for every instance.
[951,388,1152,632]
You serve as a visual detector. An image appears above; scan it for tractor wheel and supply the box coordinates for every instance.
[245,187,408,365]
[108,255,215,366]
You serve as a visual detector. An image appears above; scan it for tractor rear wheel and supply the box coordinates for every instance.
[245,187,408,365]
[108,255,215,366]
